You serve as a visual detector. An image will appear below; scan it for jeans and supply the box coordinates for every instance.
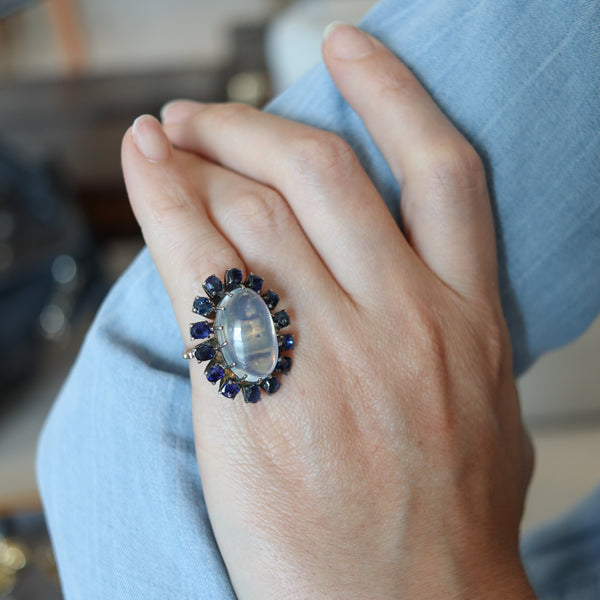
[37,0,600,597]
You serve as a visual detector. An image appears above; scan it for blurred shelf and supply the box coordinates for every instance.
[0,66,227,191]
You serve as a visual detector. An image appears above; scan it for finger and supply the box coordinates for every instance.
[180,158,356,437]
[124,116,338,381]
[161,101,418,299]
[123,115,243,343]
[183,158,335,306]
[181,157,345,370]
[322,24,498,301]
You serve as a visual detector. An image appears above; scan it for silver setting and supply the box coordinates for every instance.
[183,269,294,403]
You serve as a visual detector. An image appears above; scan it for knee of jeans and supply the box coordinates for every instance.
[35,312,195,595]
[36,250,190,554]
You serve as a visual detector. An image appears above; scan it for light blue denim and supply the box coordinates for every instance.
[37,0,600,598]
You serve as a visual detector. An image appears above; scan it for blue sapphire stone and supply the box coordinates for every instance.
[194,343,216,362]
[272,310,290,329]
[275,356,292,374]
[193,296,213,316]
[224,268,243,291]
[279,334,295,351]
[243,385,262,404]
[220,381,241,399]
[262,376,281,395]
[203,275,223,298]
[261,289,279,310]
[190,321,211,340]
[205,364,225,383]
[245,273,263,293]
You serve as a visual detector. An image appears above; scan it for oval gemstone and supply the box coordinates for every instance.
[214,287,278,383]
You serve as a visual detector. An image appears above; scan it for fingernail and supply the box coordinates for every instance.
[323,21,347,41]
[132,115,171,162]
[323,22,375,60]
[160,99,203,124]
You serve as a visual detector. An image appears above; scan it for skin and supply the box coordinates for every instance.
[122,24,536,600]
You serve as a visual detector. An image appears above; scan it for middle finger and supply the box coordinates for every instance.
[162,102,417,298]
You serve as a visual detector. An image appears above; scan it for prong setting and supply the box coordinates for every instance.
[184,270,294,403]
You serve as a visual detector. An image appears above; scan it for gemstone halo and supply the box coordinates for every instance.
[183,269,294,403]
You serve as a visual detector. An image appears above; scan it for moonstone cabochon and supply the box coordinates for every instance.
[214,287,279,383]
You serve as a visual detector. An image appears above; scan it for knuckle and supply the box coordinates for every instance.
[468,299,511,381]
[402,300,450,385]
[426,143,486,197]
[290,132,358,185]
[480,318,510,381]
[227,187,293,236]
[373,68,423,104]
[204,101,255,128]
[148,180,196,224]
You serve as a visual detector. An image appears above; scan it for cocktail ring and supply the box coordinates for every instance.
[182,268,294,403]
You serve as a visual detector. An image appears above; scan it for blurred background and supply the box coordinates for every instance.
[0,0,598,597]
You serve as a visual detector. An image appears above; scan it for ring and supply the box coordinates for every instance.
[183,268,294,403]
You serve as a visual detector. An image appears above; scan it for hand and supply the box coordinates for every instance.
[122,24,534,600]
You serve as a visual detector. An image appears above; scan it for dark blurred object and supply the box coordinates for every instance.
[0,67,229,240]
[227,23,272,107]
[1,0,87,75]
[0,514,62,599]
[0,145,95,389]
[0,0,38,20]
[0,21,272,240]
